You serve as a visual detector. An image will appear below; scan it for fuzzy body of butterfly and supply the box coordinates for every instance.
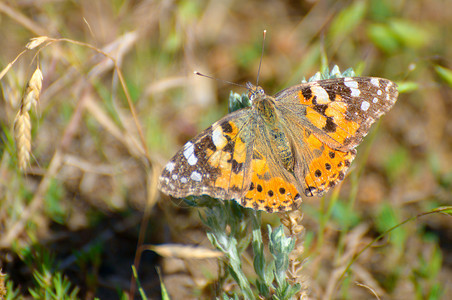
[158,75,398,213]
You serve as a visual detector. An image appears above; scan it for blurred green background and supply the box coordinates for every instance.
[0,0,451,299]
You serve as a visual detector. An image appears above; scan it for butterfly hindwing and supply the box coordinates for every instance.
[292,127,357,197]
[240,124,303,212]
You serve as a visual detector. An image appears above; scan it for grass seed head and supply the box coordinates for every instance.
[14,111,32,170]
[26,36,50,50]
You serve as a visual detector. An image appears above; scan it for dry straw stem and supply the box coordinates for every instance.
[355,282,381,300]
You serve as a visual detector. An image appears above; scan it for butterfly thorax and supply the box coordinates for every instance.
[248,83,295,173]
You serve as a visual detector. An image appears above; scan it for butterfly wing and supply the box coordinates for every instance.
[239,122,303,213]
[275,77,398,196]
[158,108,256,201]
[159,106,303,213]
[276,77,398,149]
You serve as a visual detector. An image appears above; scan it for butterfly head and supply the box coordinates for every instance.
[246,82,266,103]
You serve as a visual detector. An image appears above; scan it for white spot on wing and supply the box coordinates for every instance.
[311,85,330,104]
[377,90,382,96]
[183,142,198,166]
[361,101,370,111]
[180,177,188,183]
[165,161,175,172]
[212,126,227,148]
[370,78,380,87]
[190,171,202,182]
[373,97,378,103]
[344,79,361,97]
[172,174,178,180]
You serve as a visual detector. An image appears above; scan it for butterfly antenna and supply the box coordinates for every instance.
[193,71,246,89]
[256,29,267,86]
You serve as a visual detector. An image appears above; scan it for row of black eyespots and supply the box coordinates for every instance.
[242,195,300,213]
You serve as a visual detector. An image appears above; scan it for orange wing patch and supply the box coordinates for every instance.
[302,131,356,196]
[207,121,249,194]
[300,89,360,146]
[241,150,301,212]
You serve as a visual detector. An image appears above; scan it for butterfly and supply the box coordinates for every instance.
[158,76,398,213]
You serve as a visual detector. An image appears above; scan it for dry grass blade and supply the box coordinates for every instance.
[355,281,381,300]
[146,244,223,259]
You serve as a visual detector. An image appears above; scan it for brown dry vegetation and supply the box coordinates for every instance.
[0,0,451,299]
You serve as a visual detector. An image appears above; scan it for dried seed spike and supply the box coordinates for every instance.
[14,111,32,170]
[28,67,43,95]
[13,67,43,170]
[22,92,35,112]
[23,67,43,112]
[26,36,50,50]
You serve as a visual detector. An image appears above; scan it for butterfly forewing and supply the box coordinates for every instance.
[276,77,398,150]
[158,109,255,200]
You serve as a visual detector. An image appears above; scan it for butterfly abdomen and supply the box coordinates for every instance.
[255,96,295,173]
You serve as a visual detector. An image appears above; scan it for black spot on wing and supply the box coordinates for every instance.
[301,87,312,102]
[223,140,235,154]
[231,159,244,174]
[313,104,328,115]
[323,116,337,133]
[199,135,217,152]
[221,121,233,133]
